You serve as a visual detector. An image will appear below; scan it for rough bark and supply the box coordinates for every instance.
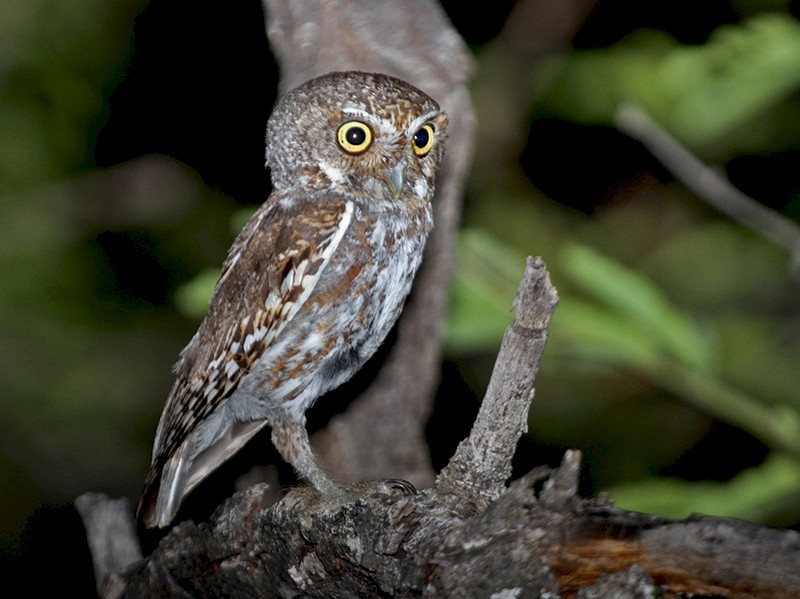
[436,257,558,504]
[81,459,800,598]
[79,258,800,598]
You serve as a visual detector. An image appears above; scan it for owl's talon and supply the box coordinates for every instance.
[387,478,418,495]
[375,478,418,496]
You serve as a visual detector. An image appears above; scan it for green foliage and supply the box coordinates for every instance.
[0,1,141,192]
[538,13,800,155]
[451,9,800,524]
[451,209,800,520]
[557,243,712,370]
[447,229,523,352]
[608,453,800,521]
[175,267,221,320]
[0,0,156,542]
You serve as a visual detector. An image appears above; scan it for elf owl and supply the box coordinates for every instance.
[137,71,447,528]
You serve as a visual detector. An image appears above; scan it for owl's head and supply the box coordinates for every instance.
[265,71,447,206]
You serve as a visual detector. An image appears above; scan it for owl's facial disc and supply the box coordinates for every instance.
[385,159,407,197]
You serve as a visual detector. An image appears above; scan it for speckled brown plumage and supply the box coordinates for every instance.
[138,71,447,528]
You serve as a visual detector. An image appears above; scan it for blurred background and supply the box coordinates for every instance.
[3,0,800,591]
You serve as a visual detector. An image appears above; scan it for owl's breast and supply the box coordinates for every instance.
[235,201,431,420]
[305,204,428,349]
[349,208,430,351]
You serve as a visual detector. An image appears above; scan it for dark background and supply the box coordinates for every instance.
[2,0,800,591]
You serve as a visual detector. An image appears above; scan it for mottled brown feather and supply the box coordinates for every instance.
[138,196,350,518]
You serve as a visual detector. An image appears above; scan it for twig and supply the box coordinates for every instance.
[615,103,800,268]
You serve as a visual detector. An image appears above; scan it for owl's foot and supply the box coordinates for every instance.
[272,420,420,506]
[333,478,419,502]
[270,420,342,494]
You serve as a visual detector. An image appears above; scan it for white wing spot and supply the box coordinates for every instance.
[224,360,239,378]
[320,162,345,184]
[272,201,354,333]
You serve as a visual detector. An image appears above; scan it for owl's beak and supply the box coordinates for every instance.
[385,160,406,197]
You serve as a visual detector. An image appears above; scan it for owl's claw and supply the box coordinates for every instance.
[382,478,418,495]
[359,478,418,497]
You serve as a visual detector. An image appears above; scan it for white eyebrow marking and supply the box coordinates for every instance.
[409,110,439,133]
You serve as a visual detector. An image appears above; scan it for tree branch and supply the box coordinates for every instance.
[79,257,800,598]
[74,494,142,599]
[615,103,800,268]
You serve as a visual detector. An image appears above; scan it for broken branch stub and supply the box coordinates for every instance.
[436,256,559,502]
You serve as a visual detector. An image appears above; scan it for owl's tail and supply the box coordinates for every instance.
[137,449,189,528]
[137,419,269,528]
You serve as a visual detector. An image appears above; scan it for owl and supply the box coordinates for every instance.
[137,71,448,528]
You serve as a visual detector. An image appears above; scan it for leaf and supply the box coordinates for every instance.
[560,243,711,369]
[173,208,258,319]
[551,298,662,370]
[554,244,800,457]
[538,14,800,151]
[174,267,218,319]
[607,453,800,523]
[230,207,257,236]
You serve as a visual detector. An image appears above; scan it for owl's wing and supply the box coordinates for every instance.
[138,194,355,527]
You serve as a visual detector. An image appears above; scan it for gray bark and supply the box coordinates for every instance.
[79,258,800,598]
[436,258,558,504]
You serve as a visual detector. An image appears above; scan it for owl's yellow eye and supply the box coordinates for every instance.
[411,124,435,157]
[337,121,373,154]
